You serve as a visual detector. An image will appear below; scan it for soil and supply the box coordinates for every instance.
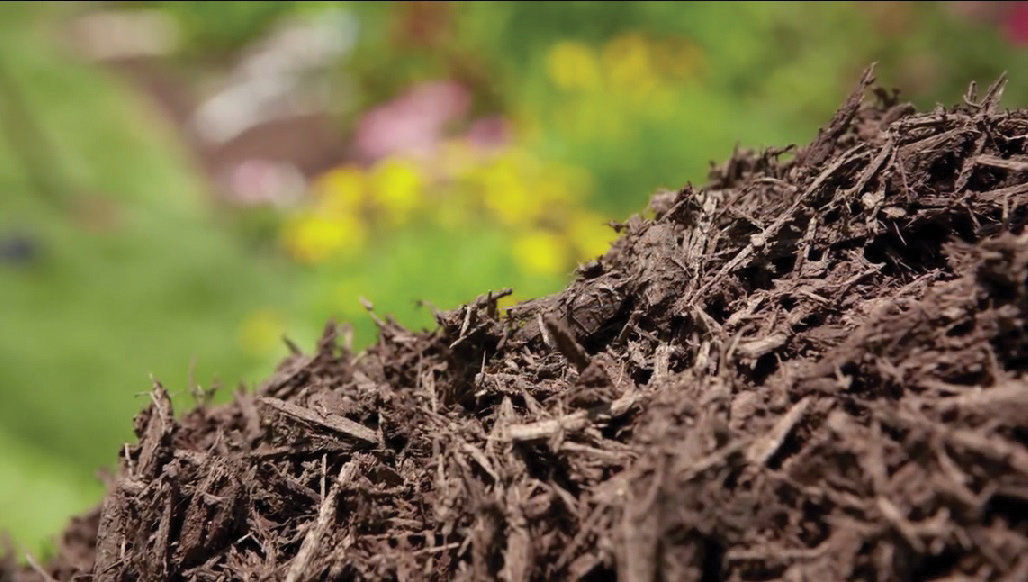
[7,67,1028,581]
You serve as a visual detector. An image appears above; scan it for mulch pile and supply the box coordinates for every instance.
[10,68,1028,581]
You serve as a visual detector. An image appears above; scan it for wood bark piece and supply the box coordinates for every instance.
[285,460,360,582]
[746,396,812,465]
[505,412,590,442]
[259,396,380,445]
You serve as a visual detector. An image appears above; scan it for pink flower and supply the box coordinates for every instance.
[225,159,305,207]
[354,81,470,162]
[1005,2,1028,45]
[465,116,510,151]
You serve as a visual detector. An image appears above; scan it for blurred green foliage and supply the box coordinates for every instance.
[0,5,300,556]
[0,0,1024,558]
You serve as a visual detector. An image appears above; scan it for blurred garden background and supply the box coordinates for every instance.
[1,0,1026,557]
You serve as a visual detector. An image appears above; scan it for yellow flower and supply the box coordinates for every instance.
[479,154,543,225]
[569,212,617,259]
[314,166,365,215]
[545,41,601,91]
[602,33,657,96]
[512,230,569,276]
[283,212,365,263]
[368,158,424,225]
[238,308,285,356]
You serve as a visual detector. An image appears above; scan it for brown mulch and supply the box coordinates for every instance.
[9,67,1028,581]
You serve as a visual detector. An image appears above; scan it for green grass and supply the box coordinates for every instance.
[0,426,99,561]
[0,6,300,555]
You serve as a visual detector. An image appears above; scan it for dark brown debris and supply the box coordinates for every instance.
[12,68,1028,581]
